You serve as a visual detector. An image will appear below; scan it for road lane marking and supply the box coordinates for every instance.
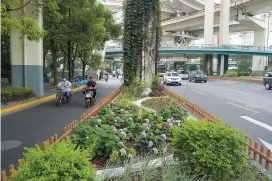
[251,87,264,90]
[226,102,260,113]
[229,90,252,95]
[193,90,207,96]
[240,116,272,132]
[259,138,272,150]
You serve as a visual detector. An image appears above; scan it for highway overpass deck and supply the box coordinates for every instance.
[105,44,272,56]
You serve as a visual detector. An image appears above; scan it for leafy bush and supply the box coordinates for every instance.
[1,86,35,104]
[171,119,247,180]
[223,70,238,77]
[9,139,96,181]
[121,80,149,99]
[150,75,165,97]
[238,71,251,76]
[141,98,177,110]
[72,122,122,160]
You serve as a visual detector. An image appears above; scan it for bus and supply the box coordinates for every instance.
[157,64,167,77]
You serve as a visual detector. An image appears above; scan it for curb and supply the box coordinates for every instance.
[0,86,84,115]
[208,76,263,84]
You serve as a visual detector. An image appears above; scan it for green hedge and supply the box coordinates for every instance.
[171,119,247,180]
[1,86,35,104]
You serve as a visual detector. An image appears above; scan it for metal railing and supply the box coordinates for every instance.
[162,0,253,24]
[105,44,272,52]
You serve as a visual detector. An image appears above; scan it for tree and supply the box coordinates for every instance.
[123,0,161,86]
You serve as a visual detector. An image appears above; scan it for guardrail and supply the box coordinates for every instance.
[1,88,121,180]
[165,88,272,174]
[208,76,263,84]
[106,44,272,52]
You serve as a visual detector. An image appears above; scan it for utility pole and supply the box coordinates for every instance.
[67,7,72,80]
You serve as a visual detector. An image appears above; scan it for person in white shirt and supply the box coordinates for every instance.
[57,77,72,99]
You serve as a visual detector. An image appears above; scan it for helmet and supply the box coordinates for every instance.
[62,76,66,81]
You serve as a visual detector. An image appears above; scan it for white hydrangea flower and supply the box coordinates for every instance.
[97,119,102,123]
[167,119,172,123]
[118,141,125,147]
[86,136,89,139]
[128,154,133,159]
[148,141,154,148]
[178,123,181,127]
[152,148,159,154]
[120,148,127,156]
[162,147,167,153]
[141,131,147,138]
[121,132,127,137]
[168,122,173,128]
[145,119,150,124]
[161,134,167,141]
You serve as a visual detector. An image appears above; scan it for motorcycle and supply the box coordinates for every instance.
[105,75,109,82]
[84,87,96,108]
[56,88,72,107]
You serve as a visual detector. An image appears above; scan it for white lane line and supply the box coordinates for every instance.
[229,90,252,95]
[193,90,208,96]
[259,138,272,150]
[251,87,264,90]
[240,116,272,132]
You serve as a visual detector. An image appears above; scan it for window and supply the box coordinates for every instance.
[171,73,179,76]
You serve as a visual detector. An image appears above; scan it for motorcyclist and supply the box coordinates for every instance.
[85,76,96,99]
[57,77,72,100]
[105,73,109,81]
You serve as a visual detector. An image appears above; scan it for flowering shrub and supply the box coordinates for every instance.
[71,102,188,164]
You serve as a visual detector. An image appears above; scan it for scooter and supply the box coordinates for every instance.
[105,75,109,82]
[84,87,96,108]
[56,89,72,107]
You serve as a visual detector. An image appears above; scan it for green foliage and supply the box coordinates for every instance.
[171,119,248,180]
[1,0,46,40]
[72,101,188,162]
[237,57,251,73]
[9,139,96,181]
[123,0,161,85]
[223,70,238,77]
[72,122,121,160]
[1,86,35,104]
[121,80,149,99]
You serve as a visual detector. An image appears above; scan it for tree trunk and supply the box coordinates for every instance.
[82,61,86,77]
[51,39,58,86]
[62,59,67,77]
[43,51,46,78]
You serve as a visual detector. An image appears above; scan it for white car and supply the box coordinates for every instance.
[163,72,182,85]
[178,70,188,80]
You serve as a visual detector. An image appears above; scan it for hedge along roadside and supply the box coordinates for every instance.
[0,88,121,180]
[0,86,84,115]
[165,88,272,174]
[208,76,263,84]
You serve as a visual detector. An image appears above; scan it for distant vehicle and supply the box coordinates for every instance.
[177,70,188,80]
[163,72,182,85]
[263,72,272,90]
[188,70,208,83]
[158,64,167,77]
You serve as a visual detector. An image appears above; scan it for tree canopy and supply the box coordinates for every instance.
[1,0,122,82]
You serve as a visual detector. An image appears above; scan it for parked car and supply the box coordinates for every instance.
[188,70,208,83]
[163,72,182,85]
[263,72,272,90]
[177,70,188,80]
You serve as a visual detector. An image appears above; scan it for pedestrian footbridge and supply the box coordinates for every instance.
[105,44,272,56]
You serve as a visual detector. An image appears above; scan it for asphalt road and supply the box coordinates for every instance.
[1,77,122,171]
[168,79,272,149]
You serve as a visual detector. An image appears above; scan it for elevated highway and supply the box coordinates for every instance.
[161,0,272,36]
[105,44,272,57]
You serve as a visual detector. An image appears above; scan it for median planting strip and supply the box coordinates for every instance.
[1,88,271,180]
[208,76,263,84]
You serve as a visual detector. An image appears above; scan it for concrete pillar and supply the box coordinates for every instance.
[212,55,218,74]
[10,3,44,96]
[219,0,230,75]
[252,30,267,72]
[204,0,214,44]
